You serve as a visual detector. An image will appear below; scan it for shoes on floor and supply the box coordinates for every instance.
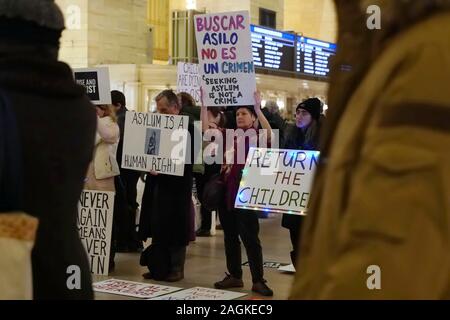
[142,272,153,279]
[251,280,273,297]
[165,271,184,282]
[214,273,244,289]
[196,229,212,237]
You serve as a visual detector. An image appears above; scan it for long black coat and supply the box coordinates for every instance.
[138,119,194,247]
[0,56,96,299]
[282,123,321,229]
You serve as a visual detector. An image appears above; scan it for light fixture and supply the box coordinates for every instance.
[186,0,196,10]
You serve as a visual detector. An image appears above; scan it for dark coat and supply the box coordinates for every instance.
[0,56,97,299]
[116,106,128,168]
[282,122,321,230]
[138,120,194,247]
[262,108,286,147]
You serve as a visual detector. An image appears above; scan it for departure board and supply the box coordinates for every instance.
[296,36,337,77]
[250,25,296,72]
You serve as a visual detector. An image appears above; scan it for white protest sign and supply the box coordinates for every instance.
[278,264,296,273]
[193,121,203,165]
[77,190,114,275]
[93,279,182,299]
[73,67,111,105]
[121,112,189,176]
[151,287,246,300]
[177,62,201,105]
[194,11,256,107]
[234,148,320,215]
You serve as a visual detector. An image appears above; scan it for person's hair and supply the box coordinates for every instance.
[177,92,196,108]
[98,105,117,122]
[303,119,320,149]
[111,90,126,108]
[208,108,226,128]
[265,100,279,114]
[236,105,257,118]
[155,89,180,109]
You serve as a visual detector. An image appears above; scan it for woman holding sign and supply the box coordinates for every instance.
[85,104,121,271]
[283,98,322,267]
[201,88,274,297]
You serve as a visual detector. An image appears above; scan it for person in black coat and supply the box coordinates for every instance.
[0,1,96,299]
[262,100,286,148]
[111,90,142,253]
[282,98,322,267]
[139,90,194,282]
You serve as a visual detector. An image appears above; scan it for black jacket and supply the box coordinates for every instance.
[0,56,96,299]
[138,119,194,246]
[282,121,321,230]
[116,106,128,167]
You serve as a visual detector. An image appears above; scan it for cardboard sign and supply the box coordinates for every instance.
[73,67,111,105]
[194,11,256,107]
[151,287,246,300]
[77,190,114,275]
[121,112,189,176]
[234,148,320,215]
[93,279,182,299]
[278,264,296,273]
[177,62,201,105]
[243,261,287,269]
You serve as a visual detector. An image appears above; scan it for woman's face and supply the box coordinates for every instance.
[236,108,255,129]
[96,105,106,118]
[296,108,312,129]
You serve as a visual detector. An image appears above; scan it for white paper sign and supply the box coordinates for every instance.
[73,67,111,105]
[121,112,189,176]
[77,190,114,275]
[234,148,320,215]
[194,11,256,107]
[93,279,182,299]
[278,264,296,273]
[151,287,246,300]
[177,62,201,105]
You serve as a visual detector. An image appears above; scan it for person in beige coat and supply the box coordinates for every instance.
[290,0,450,299]
[85,105,120,192]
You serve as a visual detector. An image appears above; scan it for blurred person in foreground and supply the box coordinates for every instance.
[0,0,96,299]
[290,0,450,299]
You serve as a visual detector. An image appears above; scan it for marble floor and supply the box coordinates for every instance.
[93,213,296,300]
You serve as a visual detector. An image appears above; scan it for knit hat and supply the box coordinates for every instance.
[0,0,65,46]
[296,98,322,121]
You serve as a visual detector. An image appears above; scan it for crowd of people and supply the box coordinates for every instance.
[2,0,450,301]
[91,87,324,297]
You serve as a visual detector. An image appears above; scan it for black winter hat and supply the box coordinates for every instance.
[296,98,322,121]
[0,0,65,46]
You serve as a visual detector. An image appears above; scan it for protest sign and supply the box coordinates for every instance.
[73,67,111,105]
[243,261,287,269]
[177,62,201,105]
[278,264,296,273]
[234,148,320,215]
[93,279,182,299]
[77,190,114,275]
[151,287,246,300]
[122,112,189,176]
[194,11,256,107]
